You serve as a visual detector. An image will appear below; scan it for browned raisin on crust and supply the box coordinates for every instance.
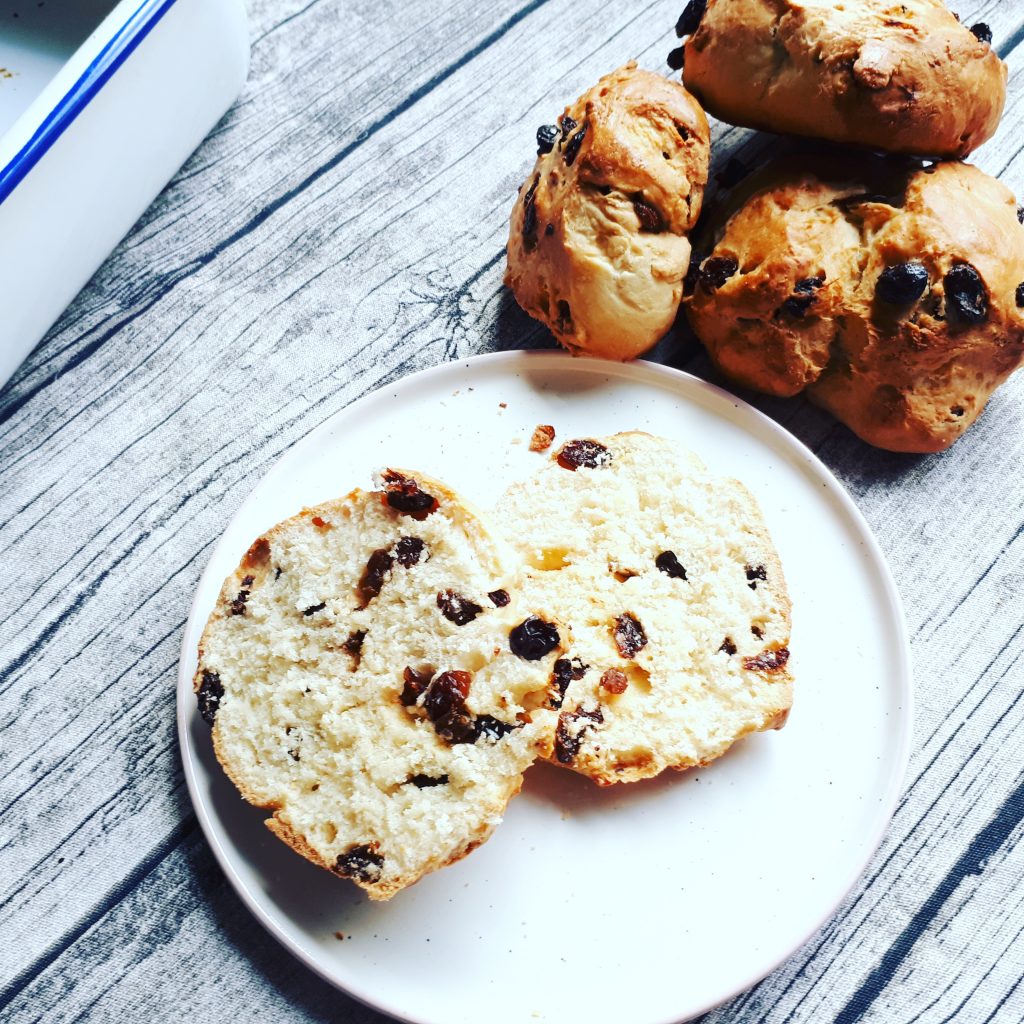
[745,564,767,590]
[550,656,588,708]
[437,589,483,626]
[614,613,648,658]
[655,550,687,580]
[407,774,449,788]
[394,536,426,567]
[358,548,394,606]
[400,665,433,706]
[230,575,255,616]
[197,670,224,725]
[600,668,629,694]
[554,704,605,763]
[342,629,366,668]
[334,843,384,883]
[423,670,476,743]
[530,424,556,452]
[381,470,439,519]
[744,647,791,673]
[510,616,561,660]
[556,438,610,471]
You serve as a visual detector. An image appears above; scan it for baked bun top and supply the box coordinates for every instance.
[686,156,1024,452]
[505,62,711,361]
[680,0,1007,159]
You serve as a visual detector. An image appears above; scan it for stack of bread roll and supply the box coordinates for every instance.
[505,0,1024,453]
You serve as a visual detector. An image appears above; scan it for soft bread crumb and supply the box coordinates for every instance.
[494,432,793,785]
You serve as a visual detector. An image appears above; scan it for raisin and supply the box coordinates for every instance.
[699,255,739,291]
[475,715,520,741]
[550,656,587,708]
[382,470,438,519]
[342,629,366,667]
[545,223,555,236]
[408,774,449,788]
[437,589,483,626]
[752,625,764,639]
[633,195,663,232]
[556,438,610,471]
[559,115,577,140]
[522,174,540,250]
[400,665,433,707]
[423,670,472,726]
[197,670,224,726]
[1017,283,1024,308]
[970,22,992,44]
[614,614,648,659]
[530,424,556,452]
[1018,206,1024,225]
[667,46,685,70]
[310,516,330,529]
[675,0,706,36]
[745,564,767,590]
[600,668,628,694]
[303,602,327,616]
[944,264,989,325]
[536,123,559,155]
[510,616,561,660]
[394,536,426,568]
[564,122,587,166]
[554,704,604,764]
[358,548,394,606]
[655,551,688,580]
[334,844,384,883]
[230,575,255,616]
[780,276,825,319]
[488,589,511,607]
[744,647,791,673]
[719,638,737,655]
[876,262,929,306]
[274,567,283,581]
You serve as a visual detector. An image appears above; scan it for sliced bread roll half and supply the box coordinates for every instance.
[495,432,793,785]
[194,470,561,899]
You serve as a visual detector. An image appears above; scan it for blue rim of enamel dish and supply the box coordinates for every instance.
[0,0,179,207]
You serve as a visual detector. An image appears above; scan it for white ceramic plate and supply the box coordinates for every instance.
[177,352,912,1024]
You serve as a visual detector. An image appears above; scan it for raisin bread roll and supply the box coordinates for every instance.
[685,156,1024,452]
[194,471,561,899]
[495,433,793,786]
[674,0,1006,159]
[505,62,711,361]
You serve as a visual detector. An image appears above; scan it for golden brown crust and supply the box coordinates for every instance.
[685,157,1024,452]
[505,63,711,361]
[681,0,1007,159]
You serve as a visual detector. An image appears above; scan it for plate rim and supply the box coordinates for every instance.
[176,350,914,1024]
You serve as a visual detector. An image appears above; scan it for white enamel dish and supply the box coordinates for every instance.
[177,352,913,1024]
[0,0,248,390]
